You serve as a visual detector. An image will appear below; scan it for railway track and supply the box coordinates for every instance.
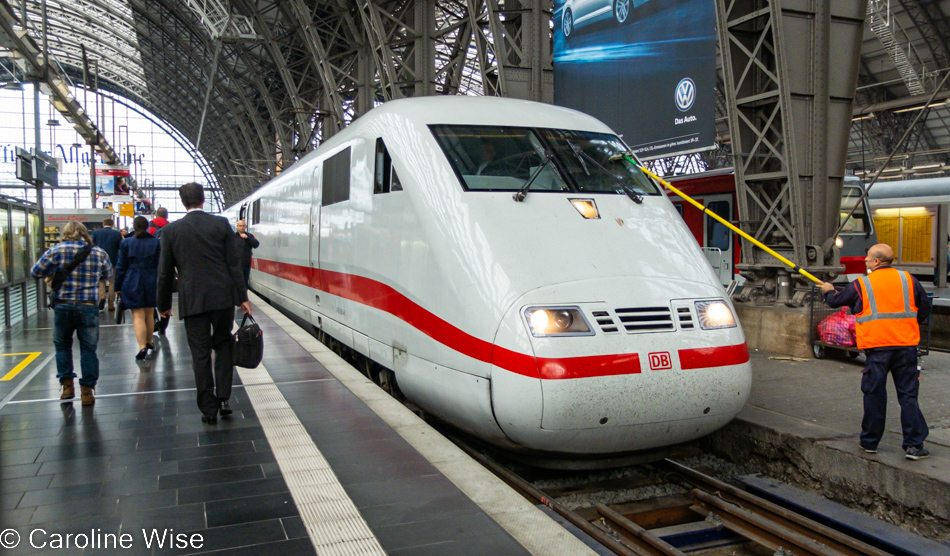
[455,441,893,556]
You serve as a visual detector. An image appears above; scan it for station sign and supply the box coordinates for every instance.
[14,147,59,187]
[134,200,152,215]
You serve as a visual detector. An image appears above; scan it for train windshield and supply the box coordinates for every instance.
[430,125,661,196]
[840,186,869,233]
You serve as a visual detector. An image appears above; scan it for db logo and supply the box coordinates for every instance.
[648,352,672,371]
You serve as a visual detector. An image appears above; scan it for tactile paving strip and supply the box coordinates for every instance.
[237,363,386,556]
[247,293,597,556]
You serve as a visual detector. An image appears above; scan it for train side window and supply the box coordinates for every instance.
[374,139,403,194]
[251,199,261,225]
[673,203,684,217]
[323,147,351,206]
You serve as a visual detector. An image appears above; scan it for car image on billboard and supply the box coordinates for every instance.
[559,0,650,40]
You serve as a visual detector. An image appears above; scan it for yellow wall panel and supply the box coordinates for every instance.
[873,217,900,251]
[900,215,933,263]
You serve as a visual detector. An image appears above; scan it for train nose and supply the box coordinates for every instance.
[489,277,752,455]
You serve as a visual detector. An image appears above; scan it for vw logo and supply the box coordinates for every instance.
[675,78,696,112]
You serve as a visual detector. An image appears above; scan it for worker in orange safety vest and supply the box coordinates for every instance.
[819,244,932,460]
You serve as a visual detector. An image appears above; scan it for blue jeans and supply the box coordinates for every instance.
[53,303,100,387]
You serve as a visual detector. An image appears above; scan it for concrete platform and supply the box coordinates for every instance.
[702,347,950,545]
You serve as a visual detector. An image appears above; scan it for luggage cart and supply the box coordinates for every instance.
[809,286,932,359]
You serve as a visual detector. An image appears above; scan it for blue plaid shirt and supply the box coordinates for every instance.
[31,241,113,302]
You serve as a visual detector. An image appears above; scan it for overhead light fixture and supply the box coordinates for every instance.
[881,166,904,173]
[911,163,942,172]
[3,81,23,91]
[852,113,874,121]
[894,105,927,114]
[47,119,60,126]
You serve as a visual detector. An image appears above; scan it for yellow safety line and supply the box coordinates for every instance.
[0,352,42,381]
[629,158,822,285]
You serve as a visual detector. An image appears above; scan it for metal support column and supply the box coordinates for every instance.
[716,0,867,304]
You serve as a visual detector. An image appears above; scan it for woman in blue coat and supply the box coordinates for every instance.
[115,216,162,360]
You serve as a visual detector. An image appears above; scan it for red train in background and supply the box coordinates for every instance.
[667,170,876,286]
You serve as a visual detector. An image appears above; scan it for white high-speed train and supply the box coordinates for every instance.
[225,96,752,462]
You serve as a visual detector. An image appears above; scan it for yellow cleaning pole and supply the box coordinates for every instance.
[628,158,822,285]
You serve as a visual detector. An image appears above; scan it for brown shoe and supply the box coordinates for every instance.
[60,378,75,400]
[80,386,95,406]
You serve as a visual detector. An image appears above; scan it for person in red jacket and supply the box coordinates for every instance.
[148,207,169,237]
[819,244,932,460]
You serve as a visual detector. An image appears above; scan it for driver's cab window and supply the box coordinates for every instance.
[430,125,568,192]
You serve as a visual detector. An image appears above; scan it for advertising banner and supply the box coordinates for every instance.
[553,0,717,159]
[94,165,132,204]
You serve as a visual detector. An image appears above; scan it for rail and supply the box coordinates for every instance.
[452,435,896,556]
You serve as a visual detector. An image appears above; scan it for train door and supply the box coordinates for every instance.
[309,167,322,292]
[703,194,734,285]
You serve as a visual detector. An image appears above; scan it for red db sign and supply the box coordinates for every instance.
[648,352,672,371]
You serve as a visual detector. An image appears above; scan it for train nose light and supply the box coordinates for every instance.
[695,300,737,330]
[570,198,600,219]
[553,310,574,330]
[835,236,843,248]
[530,309,551,331]
[524,306,594,337]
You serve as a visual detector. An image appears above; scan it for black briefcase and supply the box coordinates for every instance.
[233,314,263,368]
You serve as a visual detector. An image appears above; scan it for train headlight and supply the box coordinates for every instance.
[695,300,737,330]
[524,307,594,337]
[835,236,843,248]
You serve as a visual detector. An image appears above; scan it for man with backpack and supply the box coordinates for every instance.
[32,221,113,405]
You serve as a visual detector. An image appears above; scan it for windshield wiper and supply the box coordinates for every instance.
[567,141,591,176]
[566,146,643,204]
[513,152,555,202]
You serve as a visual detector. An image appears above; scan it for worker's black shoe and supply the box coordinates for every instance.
[905,446,929,460]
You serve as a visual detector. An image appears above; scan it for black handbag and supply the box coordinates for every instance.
[233,314,263,368]
[114,294,125,324]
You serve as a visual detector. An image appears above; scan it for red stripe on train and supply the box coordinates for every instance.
[678,343,750,369]
[253,258,747,378]
[841,256,866,276]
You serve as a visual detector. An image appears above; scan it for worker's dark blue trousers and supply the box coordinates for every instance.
[860,347,928,450]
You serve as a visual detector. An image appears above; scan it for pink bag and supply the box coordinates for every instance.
[817,307,857,347]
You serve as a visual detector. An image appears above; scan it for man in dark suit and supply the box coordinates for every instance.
[158,183,251,424]
[91,218,123,310]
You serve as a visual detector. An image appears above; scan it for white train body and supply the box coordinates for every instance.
[227,97,751,458]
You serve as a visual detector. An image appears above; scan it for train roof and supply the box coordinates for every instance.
[352,96,615,134]
[867,177,950,204]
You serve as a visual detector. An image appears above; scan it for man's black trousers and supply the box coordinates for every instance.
[184,308,234,417]
[861,347,928,450]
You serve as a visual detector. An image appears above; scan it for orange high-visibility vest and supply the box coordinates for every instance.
[854,267,920,349]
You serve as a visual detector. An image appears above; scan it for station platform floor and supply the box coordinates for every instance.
[713,345,950,545]
[0,295,595,556]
